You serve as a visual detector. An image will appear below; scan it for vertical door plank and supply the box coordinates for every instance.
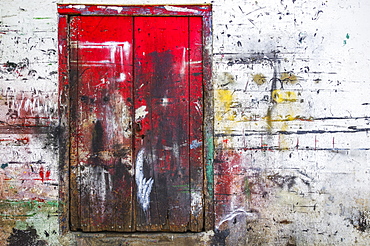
[69,16,82,231]
[71,16,134,232]
[134,17,191,231]
[58,14,71,234]
[189,17,204,232]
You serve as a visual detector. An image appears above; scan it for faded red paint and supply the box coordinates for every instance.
[134,16,192,231]
[60,5,211,232]
[214,150,250,229]
[69,15,134,232]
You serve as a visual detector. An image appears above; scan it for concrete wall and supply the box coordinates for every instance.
[1,0,370,245]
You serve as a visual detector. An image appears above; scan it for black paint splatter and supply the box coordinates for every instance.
[4,61,18,72]
[211,229,230,246]
[92,120,104,153]
[7,227,47,246]
[349,211,369,232]
[3,58,29,73]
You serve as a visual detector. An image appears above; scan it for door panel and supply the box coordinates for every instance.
[134,17,191,231]
[69,15,203,232]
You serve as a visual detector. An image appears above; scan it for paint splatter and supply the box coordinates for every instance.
[135,105,148,122]
[272,90,298,103]
[215,89,236,122]
[38,166,51,183]
[217,208,259,229]
[7,226,47,246]
[344,33,350,45]
[219,72,235,87]
[135,149,154,212]
[280,72,298,84]
[252,73,267,85]
[298,32,307,43]
[190,140,202,149]
[191,192,203,215]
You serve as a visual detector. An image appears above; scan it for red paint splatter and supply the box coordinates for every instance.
[37,166,51,182]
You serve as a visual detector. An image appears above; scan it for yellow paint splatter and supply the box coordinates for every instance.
[215,89,236,123]
[252,73,267,85]
[272,90,297,103]
[284,114,296,121]
[265,107,273,131]
[279,122,290,149]
[281,72,298,84]
[216,89,233,106]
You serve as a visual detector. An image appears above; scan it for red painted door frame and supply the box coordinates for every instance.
[58,4,213,233]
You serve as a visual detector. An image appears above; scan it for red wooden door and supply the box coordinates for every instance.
[69,15,203,232]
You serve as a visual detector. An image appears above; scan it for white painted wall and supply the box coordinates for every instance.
[1,0,370,245]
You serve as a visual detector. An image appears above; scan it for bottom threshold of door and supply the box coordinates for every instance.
[69,231,215,245]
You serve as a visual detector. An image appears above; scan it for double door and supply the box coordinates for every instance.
[69,15,204,232]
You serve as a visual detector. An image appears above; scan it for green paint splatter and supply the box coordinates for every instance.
[172,185,189,188]
[0,213,37,217]
[0,200,59,210]
[205,132,214,197]
[33,17,52,20]
[244,177,251,199]
[0,199,59,244]
[1,163,8,169]
[344,33,350,45]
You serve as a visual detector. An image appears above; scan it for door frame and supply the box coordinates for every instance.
[57,4,214,234]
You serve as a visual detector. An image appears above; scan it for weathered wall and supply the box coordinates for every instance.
[1,0,370,245]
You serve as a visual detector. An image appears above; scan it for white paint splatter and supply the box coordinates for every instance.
[84,166,112,205]
[164,6,198,13]
[161,97,169,106]
[194,101,202,115]
[135,149,154,212]
[68,4,85,9]
[172,142,180,165]
[135,105,148,121]
[191,192,203,215]
[94,78,109,88]
[107,7,123,13]
[6,89,58,122]
[190,140,202,149]
[118,73,126,82]
[217,208,259,229]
